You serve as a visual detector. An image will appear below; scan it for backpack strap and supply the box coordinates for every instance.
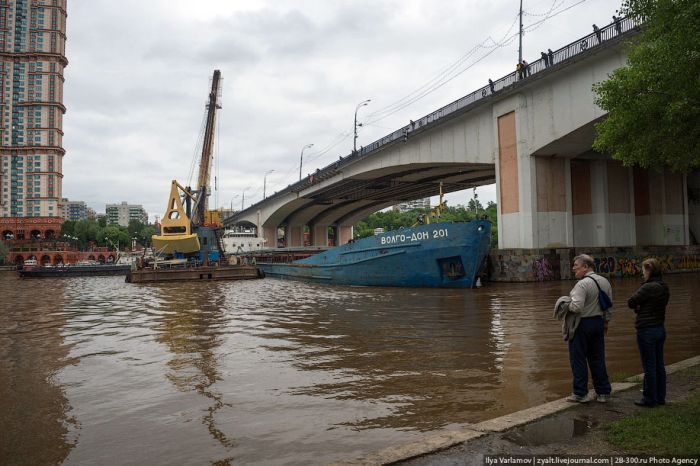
[585,275,612,311]
[585,275,603,292]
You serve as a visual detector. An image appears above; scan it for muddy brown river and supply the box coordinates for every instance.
[1,272,698,465]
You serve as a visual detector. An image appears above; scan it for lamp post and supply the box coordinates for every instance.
[230,194,239,212]
[299,143,314,181]
[241,188,249,210]
[353,99,371,154]
[263,169,274,199]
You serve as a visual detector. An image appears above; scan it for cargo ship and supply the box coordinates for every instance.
[256,219,491,288]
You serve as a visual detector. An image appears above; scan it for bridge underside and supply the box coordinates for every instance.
[281,163,494,228]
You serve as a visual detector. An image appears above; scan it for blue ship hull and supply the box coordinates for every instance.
[259,220,491,288]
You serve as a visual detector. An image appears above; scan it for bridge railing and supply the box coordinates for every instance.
[236,16,640,216]
[355,16,638,160]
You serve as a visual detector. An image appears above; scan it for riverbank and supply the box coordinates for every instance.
[333,355,700,465]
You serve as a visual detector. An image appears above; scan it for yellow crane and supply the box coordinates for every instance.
[152,70,222,257]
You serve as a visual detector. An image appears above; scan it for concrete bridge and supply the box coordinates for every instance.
[225,17,699,253]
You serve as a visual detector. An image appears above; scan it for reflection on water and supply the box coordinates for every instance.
[0,273,76,465]
[151,283,235,463]
[0,272,698,465]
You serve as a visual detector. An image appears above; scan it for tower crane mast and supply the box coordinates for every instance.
[192,69,221,227]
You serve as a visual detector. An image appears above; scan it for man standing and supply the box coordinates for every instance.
[566,254,613,403]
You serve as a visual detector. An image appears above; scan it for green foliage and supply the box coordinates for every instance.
[128,219,144,238]
[0,240,8,264]
[353,201,499,248]
[606,390,700,455]
[60,218,155,250]
[592,0,700,172]
[98,226,131,250]
[139,225,157,246]
[467,198,483,212]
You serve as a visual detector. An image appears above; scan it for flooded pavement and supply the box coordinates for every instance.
[1,272,699,465]
[398,361,700,466]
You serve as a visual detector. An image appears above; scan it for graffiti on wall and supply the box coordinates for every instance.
[532,257,554,281]
[592,254,700,277]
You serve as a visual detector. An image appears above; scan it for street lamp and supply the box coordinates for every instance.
[241,187,250,210]
[299,143,314,181]
[353,99,371,154]
[230,194,239,212]
[263,169,274,199]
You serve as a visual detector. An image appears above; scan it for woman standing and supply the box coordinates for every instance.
[627,258,670,407]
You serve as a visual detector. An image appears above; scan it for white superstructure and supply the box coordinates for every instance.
[222,227,265,254]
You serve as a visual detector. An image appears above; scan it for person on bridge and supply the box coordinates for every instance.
[521,59,530,77]
[565,254,613,403]
[627,258,670,407]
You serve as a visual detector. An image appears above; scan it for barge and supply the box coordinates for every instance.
[126,263,262,283]
[20,263,131,278]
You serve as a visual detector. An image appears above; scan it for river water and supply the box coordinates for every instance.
[1,272,699,465]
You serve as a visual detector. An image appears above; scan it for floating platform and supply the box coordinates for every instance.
[126,264,263,283]
[19,264,132,278]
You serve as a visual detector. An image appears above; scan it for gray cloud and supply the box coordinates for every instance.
[62,0,620,218]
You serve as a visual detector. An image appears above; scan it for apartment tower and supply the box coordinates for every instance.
[0,0,66,238]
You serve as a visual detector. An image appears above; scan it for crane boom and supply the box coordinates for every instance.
[192,69,222,226]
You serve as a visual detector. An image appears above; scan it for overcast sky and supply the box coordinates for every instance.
[62,0,622,222]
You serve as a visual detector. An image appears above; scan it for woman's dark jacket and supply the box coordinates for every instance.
[627,276,669,329]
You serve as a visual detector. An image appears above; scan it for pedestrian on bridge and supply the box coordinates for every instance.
[521,59,530,77]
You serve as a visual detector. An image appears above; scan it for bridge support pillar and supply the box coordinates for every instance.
[288,225,304,247]
[263,226,277,249]
[496,109,552,249]
[337,225,353,245]
[689,171,700,245]
[632,168,689,246]
[496,106,690,248]
[312,225,329,247]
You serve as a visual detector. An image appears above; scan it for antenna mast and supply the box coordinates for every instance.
[518,0,524,65]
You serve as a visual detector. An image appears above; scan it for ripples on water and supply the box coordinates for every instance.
[1,272,699,465]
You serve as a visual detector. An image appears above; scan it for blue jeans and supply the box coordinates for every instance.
[568,317,611,396]
[636,326,666,405]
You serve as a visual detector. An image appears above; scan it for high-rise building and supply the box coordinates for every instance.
[106,201,148,227]
[0,0,67,225]
[60,197,89,221]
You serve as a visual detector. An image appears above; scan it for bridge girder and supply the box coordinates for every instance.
[272,163,495,228]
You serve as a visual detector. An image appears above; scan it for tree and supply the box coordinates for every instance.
[0,241,8,264]
[592,0,700,172]
[128,219,145,238]
[467,198,483,212]
[98,225,130,250]
[139,225,157,247]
